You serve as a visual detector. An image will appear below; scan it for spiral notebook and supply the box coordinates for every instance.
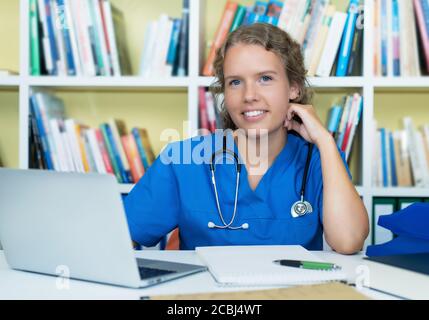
[195,245,347,286]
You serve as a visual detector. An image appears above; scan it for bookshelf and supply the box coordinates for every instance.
[0,0,429,249]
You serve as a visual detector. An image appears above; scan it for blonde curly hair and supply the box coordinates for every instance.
[210,23,313,130]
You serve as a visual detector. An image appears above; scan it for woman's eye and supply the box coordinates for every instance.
[229,79,241,86]
[260,75,272,82]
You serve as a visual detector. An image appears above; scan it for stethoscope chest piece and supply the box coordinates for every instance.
[291,196,313,218]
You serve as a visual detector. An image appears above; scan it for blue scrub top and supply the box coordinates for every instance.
[124,131,351,250]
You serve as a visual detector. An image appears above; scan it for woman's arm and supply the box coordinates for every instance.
[285,104,369,254]
[317,133,369,254]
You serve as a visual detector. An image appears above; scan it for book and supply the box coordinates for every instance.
[202,1,238,76]
[69,0,96,76]
[363,253,429,299]
[393,130,412,187]
[121,134,145,183]
[95,128,114,174]
[102,0,121,76]
[41,0,59,75]
[229,5,247,32]
[108,119,133,183]
[307,4,335,77]
[326,105,343,137]
[316,11,347,77]
[133,128,156,166]
[414,0,429,73]
[166,19,182,71]
[403,117,426,187]
[30,0,41,75]
[336,0,359,76]
[196,246,347,286]
[346,4,364,76]
[63,0,83,76]
[389,131,397,186]
[139,21,158,77]
[100,123,122,182]
[344,94,363,161]
[176,0,189,77]
[56,0,77,75]
[303,0,329,70]
[399,0,421,76]
[64,119,85,173]
[51,0,67,75]
[111,3,132,75]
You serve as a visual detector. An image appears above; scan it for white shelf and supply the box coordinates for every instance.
[371,187,429,198]
[27,76,190,89]
[373,77,429,88]
[0,76,20,87]
[307,77,365,88]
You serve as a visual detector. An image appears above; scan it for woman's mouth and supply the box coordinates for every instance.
[242,110,268,122]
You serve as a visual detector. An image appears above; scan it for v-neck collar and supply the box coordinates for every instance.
[223,130,298,201]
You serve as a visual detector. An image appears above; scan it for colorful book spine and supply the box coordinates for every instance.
[63,0,82,75]
[202,1,238,76]
[176,0,189,76]
[391,0,400,76]
[414,0,429,72]
[166,19,182,67]
[380,128,388,187]
[122,134,145,183]
[102,0,121,76]
[132,128,149,170]
[100,123,122,182]
[380,0,388,76]
[30,96,54,169]
[56,0,76,75]
[88,0,108,75]
[109,119,133,183]
[346,5,364,76]
[76,124,91,172]
[229,5,247,32]
[336,0,359,76]
[327,105,343,137]
[389,131,398,186]
[44,0,59,75]
[30,0,41,75]
[95,128,113,174]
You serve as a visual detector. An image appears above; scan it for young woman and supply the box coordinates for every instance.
[124,23,369,254]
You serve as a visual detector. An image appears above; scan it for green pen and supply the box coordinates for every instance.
[273,259,342,271]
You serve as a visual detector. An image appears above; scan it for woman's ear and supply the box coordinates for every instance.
[289,85,300,101]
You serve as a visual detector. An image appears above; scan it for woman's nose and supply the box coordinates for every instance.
[243,83,259,103]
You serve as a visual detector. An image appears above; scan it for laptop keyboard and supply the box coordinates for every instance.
[138,266,176,279]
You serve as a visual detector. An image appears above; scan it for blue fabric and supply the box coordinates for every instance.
[365,203,429,257]
[366,235,429,257]
[124,131,351,250]
[378,203,429,241]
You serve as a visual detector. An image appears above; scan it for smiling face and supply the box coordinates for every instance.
[223,43,299,137]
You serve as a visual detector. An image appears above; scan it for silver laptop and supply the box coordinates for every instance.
[0,168,206,288]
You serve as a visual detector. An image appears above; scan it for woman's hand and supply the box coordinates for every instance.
[283,103,331,147]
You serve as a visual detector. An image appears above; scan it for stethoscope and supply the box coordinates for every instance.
[208,133,314,230]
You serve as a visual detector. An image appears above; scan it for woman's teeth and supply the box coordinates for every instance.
[243,110,266,117]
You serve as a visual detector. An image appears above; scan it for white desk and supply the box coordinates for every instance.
[0,250,400,300]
